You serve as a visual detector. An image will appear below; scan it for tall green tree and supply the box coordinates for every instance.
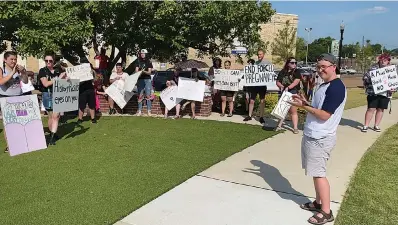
[295,37,306,62]
[307,36,335,62]
[271,20,297,63]
[355,41,376,72]
[0,1,275,68]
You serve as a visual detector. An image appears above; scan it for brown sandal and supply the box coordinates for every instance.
[300,200,322,211]
[308,210,334,225]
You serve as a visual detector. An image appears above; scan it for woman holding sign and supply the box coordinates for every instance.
[362,53,394,132]
[275,57,301,133]
[220,60,235,117]
[0,51,29,152]
[38,52,68,145]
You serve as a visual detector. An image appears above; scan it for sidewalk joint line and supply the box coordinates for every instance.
[196,174,341,204]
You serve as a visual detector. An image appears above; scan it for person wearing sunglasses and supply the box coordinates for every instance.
[289,53,346,225]
[37,52,68,145]
[275,57,301,133]
[361,53,394,132]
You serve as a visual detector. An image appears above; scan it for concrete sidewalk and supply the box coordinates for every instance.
[115,100,398,225]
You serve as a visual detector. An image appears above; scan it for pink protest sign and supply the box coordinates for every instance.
[0,95,47,156]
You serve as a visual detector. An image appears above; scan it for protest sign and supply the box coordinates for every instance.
[52,79,79,112]
[385,65,398,90]
[124,71,141,92]
[0,95,47,156]
[176,77,206,102]
[238,71,245,91]
[105,80,134,108]
[213,69,240,91]
[160,86,183,110]
[65,63,93,82]
[243,65,279,91]
[370,67,390,94]
[271,91,293,120]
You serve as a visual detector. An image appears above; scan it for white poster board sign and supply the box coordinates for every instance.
[238,71,245,91]
[214,69,240,91]
[176,77,206,102]
[124,71,141,92]
[370,67,390,94]
[243,65,279,91]
[52,79,80,113]
[65,63,93,82]
[271,91,293,120]
[105,80,134,109]
[160,86,183,110]
[385,65,398,90]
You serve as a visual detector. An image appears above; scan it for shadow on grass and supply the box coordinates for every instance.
[243,160,311,205]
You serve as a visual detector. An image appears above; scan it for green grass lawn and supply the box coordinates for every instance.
[335,124,398,225]
[0,117,275,225]
[345,88,398,110]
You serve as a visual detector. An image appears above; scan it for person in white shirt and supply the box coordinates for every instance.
[108,63,128,114]
[289,53,346,225]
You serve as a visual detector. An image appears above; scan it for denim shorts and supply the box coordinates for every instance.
[42,92,53,111]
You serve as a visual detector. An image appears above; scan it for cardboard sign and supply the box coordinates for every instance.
[160,86,183,110]
[271,91,293,120]
[65,63,93,82]
[0,95,47,156]
[370,67,390,94]
[52,79,79,113]
[124,71,141,92]
[243,65,275,86]
[214,69,240,91]
[176,77,206,102]
[385,65,398,90]
[105,80,134,109]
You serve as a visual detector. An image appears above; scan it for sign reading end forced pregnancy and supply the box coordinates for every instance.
[243,64,278,91]
[370,65,398,94]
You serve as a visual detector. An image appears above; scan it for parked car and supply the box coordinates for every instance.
[346,68,357,74]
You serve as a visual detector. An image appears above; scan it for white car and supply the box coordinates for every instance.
[346,68,357,74]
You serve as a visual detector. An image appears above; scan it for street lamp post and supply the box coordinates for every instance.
[338,21,345,70]
[305,28,312,65]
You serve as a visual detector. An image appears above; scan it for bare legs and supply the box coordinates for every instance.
[48,111,60,145]
[308,177,331,223]
[364,108,383,127]
[276,106,299,132]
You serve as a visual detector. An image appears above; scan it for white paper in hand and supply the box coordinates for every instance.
[160,86,183,110]
[271,91,293,120]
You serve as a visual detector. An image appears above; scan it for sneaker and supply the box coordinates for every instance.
[136,111,142,116]
[259,117,265,124]
[4,147,8,153]
[109,108,114,115]
[91,119,97,124]
[243,116,252,121]
[147,111,152,117]
[77,119,83,124]
[227,114,233,117]
[361,126,368,132]
[373,126,381,132]
[220,113,225,117]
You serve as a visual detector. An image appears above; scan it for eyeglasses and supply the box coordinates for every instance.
[316,64,334,71]
[45,60,53,63]
[289,61,297,64]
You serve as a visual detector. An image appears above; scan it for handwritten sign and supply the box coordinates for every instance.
[124,71,140,92]
[243,65,275,86]
[176,77,206,102]
[52,79,79,112]
[214,69,240,91]
[369,65,398,93]
[160,86,183,110]
[65,63,93,82]
[271,91,293,120]
[105,80,134,109]
[0,95,47,156]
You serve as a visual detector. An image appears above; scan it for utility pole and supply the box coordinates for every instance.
[362,36,365,73]
[305,28,312,65]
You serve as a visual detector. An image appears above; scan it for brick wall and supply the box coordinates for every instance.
[96,95,213,117]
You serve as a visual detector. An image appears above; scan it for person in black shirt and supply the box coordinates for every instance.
[37,52,67,145]
[275,57,302,133]
[78,74,97,124]
[134,49,153,116]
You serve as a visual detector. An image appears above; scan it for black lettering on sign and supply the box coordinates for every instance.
[244,66,255,74]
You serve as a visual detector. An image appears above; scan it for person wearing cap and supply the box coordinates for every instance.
[289,53,346,225]
[361,53,394,132]
[134,49,153,116]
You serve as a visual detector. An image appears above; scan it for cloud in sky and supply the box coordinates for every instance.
[325,6,389,22]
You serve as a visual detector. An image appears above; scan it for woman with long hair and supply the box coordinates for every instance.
[135,49,153,116]
[37,52,68,145]
[275,57,302,133]
[0,51,29,152]
[209,57,222,112]
[220,60,235,117]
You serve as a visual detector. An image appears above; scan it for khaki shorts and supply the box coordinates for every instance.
[301,135,336,177]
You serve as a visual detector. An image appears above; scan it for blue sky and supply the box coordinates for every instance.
[270,1,398,50]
